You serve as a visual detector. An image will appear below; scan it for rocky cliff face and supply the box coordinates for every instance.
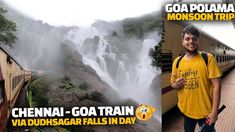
[28,42,161,132]
[47,42,119,108]
[1,2,162,131]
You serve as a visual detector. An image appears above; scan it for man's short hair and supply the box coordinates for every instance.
[182,25,200,38]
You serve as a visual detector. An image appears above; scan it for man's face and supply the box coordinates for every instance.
[182,33,199,53]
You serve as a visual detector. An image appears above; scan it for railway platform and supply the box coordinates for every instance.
[163,67,235,132]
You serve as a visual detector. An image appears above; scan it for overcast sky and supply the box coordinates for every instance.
[2,0,235,49]
[2,0,163,26]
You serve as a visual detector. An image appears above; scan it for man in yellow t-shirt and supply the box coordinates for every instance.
[171,26,222,132]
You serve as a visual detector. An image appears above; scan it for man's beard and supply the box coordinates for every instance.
[184,47,198,55]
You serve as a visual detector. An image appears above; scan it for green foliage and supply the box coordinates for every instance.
[60,75,75,90]
[59,75,88,91]
[123,13,162,38]
[0,7,17,47]
[78,82,88,90]
[60,81,74,90]
[149,41,162,68]
[28,77,49,107]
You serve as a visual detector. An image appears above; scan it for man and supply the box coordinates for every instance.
[171,26,222,132]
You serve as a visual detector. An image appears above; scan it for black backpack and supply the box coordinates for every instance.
[176,51,208,68]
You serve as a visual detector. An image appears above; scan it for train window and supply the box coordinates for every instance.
[7,56,12,64]
[0,80,4,104]
[12,77,15,90]
[162,52,173,72]
[16,76,18,86]
[216,55,219,62]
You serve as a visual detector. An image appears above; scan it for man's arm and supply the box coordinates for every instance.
[170,57,186,90]
[171,77,186,90]
[207,77,221,125]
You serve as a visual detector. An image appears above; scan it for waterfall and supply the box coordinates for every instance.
[66,24,161,121]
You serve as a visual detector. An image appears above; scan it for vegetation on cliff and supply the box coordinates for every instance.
[0,6,17,47]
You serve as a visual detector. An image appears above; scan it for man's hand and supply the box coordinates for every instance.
[206,112,218,126]
[171,77,186,90]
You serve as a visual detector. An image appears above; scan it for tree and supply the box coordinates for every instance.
[0,7,17,47]
[149,41,162,68]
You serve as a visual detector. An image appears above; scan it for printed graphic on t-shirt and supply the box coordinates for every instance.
[178,68,199,89]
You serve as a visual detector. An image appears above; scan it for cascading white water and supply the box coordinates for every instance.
[66,25,161,121]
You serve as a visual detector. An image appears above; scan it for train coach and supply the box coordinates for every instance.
[161,19,235,114]
[0,46,31,131]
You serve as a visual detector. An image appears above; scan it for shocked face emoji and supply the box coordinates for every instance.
[135,104,156,121]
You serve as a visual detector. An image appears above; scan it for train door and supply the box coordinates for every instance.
[0,64,7,131]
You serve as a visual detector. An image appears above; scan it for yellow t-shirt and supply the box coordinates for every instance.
[171,51,222,119]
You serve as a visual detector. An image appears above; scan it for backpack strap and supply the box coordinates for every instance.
[176,52,208,69]
[201,51,208,66]
[176,54,185,69]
